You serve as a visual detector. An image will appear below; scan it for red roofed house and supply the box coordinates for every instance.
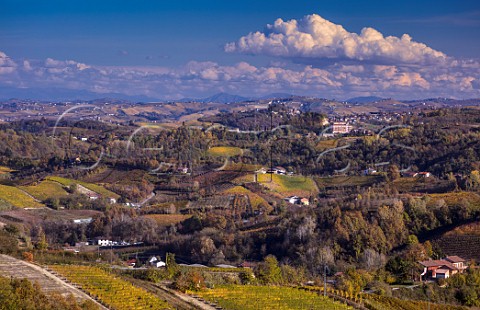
[419,256,467,280]
[445,256,468,272]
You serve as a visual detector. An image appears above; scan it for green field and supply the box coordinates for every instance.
[189,285,352,310]
[233,173,318,197]
[257,174,318,197]
[50,265,172,310]
[207,146,243,157]
[46,176,119,198]
[223,162,263,172]
[20,181,69,201]
[0,184,43,208]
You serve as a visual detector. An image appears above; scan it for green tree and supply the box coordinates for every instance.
[255,255,282,284]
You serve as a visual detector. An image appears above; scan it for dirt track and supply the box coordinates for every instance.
[0,254,106,309]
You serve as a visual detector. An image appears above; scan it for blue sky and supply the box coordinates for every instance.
[0,0,479,100]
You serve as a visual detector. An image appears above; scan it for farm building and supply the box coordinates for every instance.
[332,122,352,134]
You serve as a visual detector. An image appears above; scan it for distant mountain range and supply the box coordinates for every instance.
[346,96,384,103]
[177,92,297,104]
[0,86,160,102]
[0,86,295,104]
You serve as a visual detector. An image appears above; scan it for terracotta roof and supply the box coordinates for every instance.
[418,259,458,270]
[445,256,466,263]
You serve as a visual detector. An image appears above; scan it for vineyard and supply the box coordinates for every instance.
[49,265,172,309]
[207,146,243,157]
[434,234,480,261]
[0,255,95,303]
[428,191,480,207]
[363,293,467,310]
[141,214,192,226]
[222,186,268,210]
[0,184,43,208]
[189,285,353,310]
[20,180,69,201]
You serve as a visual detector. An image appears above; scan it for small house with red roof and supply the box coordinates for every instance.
[419,256,467,280]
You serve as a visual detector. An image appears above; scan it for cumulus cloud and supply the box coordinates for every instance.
[225,14,447,65]
[0,51,478,100]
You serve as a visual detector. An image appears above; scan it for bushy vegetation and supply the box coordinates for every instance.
[0,275,98,310]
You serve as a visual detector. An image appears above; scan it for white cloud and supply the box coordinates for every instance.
[225,14,447,65]
[0,50,478,100]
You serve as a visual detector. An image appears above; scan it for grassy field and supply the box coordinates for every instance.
[20,181,69,201]
[257,174,318,197]
[46,176,119,198]
[0,166,13,174]
[207,146,243,157]
[222,186,269,209]
[189,285,352,310]
[315,139,338,151]
[50,265,172,310]
[233,173,318,197]
[0,184,43,208]
[141,214,191,226]
[222,162,263,172]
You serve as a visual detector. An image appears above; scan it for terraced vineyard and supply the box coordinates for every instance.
[0,255,97,304]
[434,233,480,261]
[222,185,268,209]
[0,184,44,208]
[20,180,69,201]
[50,265,172,309]
[189,285,352,310]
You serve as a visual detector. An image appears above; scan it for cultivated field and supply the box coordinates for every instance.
[46,176,119,198]
[0,166,13,174]
[257,174,318,197]
[364,293,466,310]
[432,221,480,262]
[222,186,268,209]
[428,191,480,207]
[50,265,172,309]
[0,254,100,304]
[142,214,191,226]
[315,175,383,188]
[207,146,243,157]
[20,180,69,201]
[189,285,352,310]
[0,184,43,208]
